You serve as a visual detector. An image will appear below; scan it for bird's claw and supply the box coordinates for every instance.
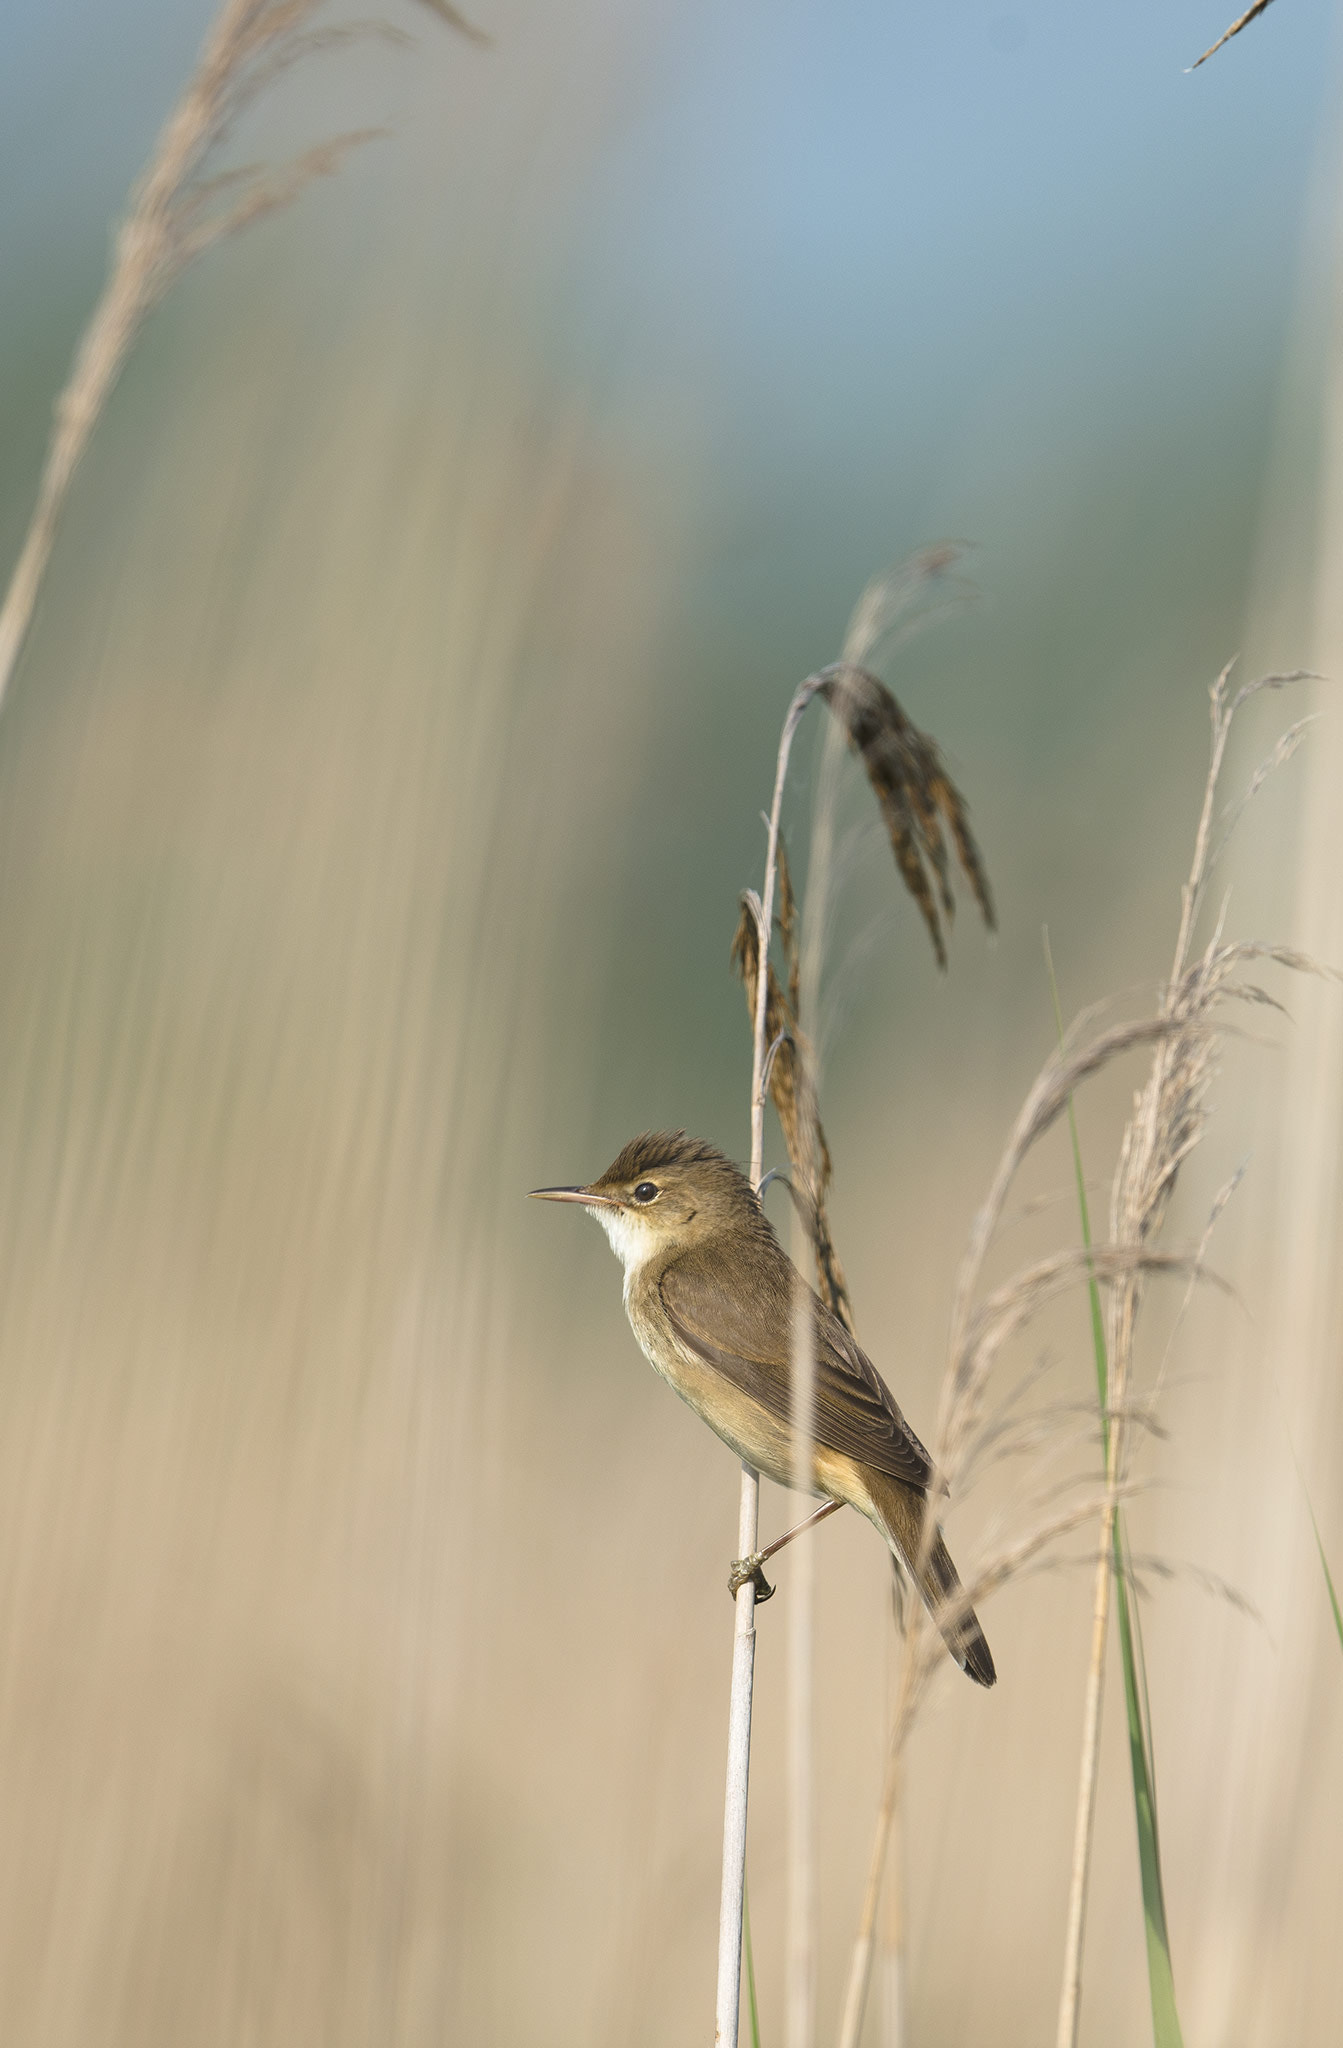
[728,1554,774,1603]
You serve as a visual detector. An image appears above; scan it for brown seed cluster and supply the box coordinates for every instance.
[818,664,996,969]
[731,669,998,1319]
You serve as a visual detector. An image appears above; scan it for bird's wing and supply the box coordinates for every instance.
[658,1236,932,1491]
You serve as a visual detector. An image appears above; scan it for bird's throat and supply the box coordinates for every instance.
[591,1204,654,1295]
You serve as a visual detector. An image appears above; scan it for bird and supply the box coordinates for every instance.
[531,1128,995,1687]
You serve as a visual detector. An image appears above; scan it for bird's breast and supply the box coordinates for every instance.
[623,1275,794,1486]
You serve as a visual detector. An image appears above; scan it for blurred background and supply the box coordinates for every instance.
[0,1,1340,2042]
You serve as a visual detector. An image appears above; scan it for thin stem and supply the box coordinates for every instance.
[785,685,846,2048]
[761,1027,792,1099]
[1054,685,1238,2048]
[835,1638,918,2048]
[786,1228,817,2048]
[716,673,820,2048]
[716,1464,762,2048]
[756,1499,842,1570]
[1168,668,1232,990]
[878,1746,906,2048]
[1049,925,1116,2048]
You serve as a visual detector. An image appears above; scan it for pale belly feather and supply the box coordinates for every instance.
[623,1283,886,1535]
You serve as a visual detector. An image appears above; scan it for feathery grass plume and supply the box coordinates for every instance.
[0,0,484,712]
[1189,0,1278,70]
[1057,665,1321,2048]
[1046,934,1183,2048]
[837,666,1320,2048]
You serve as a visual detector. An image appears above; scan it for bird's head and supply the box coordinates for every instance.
[530,1129,763,1276]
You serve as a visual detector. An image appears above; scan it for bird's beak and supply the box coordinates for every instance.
[528,1184,622,1207]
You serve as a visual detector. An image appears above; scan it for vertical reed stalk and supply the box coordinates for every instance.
[716,1461,762,2048]
[783,696,846,2048]
[785,1251,817,2048]
[716,677,820,2048]
[833,664,1300,2048]
[1055,670,1245,2046]
[878,1749,906,2048]
[879,1592,907,2048]
[725,558,992,2045]
[1048,927,1183,2048]
[836,1636,917,2048]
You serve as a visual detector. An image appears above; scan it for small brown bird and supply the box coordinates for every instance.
[531,1130,995,1687]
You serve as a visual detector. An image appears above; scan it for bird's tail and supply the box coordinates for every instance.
[868,1471,996,1688]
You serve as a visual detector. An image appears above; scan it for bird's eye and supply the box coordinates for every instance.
[632,1181,659,1204]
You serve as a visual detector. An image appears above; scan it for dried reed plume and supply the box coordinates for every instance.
[1056,664,1317,2048]
[837,664,1318,2048]
[1189,0,1278,70]
[0,0,484,712]
[817,663,995,967]
[720,553,995,2048]
[731,549,994,1326]
[731,844,854,1335]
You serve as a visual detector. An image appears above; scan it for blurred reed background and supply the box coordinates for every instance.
[0,1,1340,2043]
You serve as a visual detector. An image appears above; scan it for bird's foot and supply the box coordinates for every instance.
[727,1554,775,1603]
[726,1499,843,1603]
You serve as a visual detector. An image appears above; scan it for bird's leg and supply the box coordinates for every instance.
[727,1498,843,1601]
[756,1496,842,1568]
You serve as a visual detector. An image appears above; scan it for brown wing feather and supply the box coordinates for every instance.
[658,1236,932,1492]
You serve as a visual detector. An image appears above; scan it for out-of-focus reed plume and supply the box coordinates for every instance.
[837,665,1319,2048]
[1056,664,1320,2048]
[0,0,482,711]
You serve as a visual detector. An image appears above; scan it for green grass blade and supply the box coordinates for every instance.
[1114,1520,1183,2045]
[1045,933,1184,2048]
[743,1871,762,2048]
[1256,1355,1343,1661]
[1308,1504,1343,1654]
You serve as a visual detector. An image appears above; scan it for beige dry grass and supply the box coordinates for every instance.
[0,0,482,712]
[0,286,678,2045]
[1,12,1340,2046]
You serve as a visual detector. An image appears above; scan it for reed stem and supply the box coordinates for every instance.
[715,675,820,2046]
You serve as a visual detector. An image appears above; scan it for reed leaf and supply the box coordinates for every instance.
[1308,1506,1343,1655]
